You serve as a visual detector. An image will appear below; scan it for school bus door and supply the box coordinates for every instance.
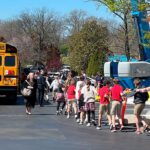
[0,55,3,86]
[3,54,17,87]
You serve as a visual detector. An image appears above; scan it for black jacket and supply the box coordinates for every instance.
[134,91,149,104]
[37,75,46,90]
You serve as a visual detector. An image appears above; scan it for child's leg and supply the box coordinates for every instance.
[106,104,111,125]
[80,111,84,123]
[73,100,77,115]
[111,101,117,128]
[61,101,66,110]
[87,110,91,123]
[57,101,61,111]
[91,111,95,121]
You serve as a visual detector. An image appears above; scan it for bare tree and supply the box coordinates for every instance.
[65,9,88,35]
[18,8,63,64]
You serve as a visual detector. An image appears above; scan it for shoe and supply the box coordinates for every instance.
[67,115,70,119]
[28,112,31,115]
[109,124,113,130]
[84,119,88,124]
[135,130,142,135]
[56,111,59,115]
[76,119,80,123]
[120,125,124,131]
[64,111,67,115]
[59,109,63,115]
[96,126,101,130]
[111,127,117,133]
[92,120,97,126]
[143,125,150,132]
[75,114,78,119]
[26,110,29,114]
[79,122,83,125]
[86,123,91,127]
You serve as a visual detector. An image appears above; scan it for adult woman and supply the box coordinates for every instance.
[23,72,37,115]
[133,78,149,134]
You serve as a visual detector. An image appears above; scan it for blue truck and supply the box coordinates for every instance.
[104,0,150,89]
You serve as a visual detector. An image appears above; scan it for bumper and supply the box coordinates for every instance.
[0,86,17,94]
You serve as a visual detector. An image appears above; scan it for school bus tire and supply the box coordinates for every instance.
[7,93,17,104]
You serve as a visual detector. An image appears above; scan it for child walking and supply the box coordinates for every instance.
[97,80,112,130]
[56,85,66,115]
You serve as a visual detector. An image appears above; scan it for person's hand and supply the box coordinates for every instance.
[135,89,140,92]
[27,86,33,89]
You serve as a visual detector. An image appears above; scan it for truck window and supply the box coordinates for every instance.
[5,56,15,66]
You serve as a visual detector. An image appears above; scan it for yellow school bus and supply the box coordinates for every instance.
[0,42,20,103]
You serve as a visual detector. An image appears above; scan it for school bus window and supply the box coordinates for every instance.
[0,56,1,66]
[5,56,15,66]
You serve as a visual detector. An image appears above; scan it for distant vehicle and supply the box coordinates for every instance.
[61,64,71,70]
[0,42,20,103]
[48,72,60,79]
[60,68,70,72]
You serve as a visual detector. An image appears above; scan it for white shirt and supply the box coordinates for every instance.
[75,81,85,99]
[81,85,97,103]
[50,79,60,91]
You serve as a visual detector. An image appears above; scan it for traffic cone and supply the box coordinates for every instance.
[121,97,127,125]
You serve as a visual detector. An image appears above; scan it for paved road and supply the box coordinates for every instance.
[0,96,149,150]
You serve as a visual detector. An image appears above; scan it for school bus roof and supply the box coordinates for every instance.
[0,42,17,53]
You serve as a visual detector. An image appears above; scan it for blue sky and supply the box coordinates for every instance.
[0,0,120,22]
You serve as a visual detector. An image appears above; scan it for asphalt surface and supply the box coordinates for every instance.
[0,96,149,150]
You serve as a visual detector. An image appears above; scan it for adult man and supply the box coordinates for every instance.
[37,69,46,107]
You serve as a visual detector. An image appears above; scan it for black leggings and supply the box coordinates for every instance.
[57,101,66,111]
[87,110,95,123]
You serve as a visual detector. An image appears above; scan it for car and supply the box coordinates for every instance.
[48,72,60,79]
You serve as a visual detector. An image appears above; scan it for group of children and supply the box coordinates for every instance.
[53,75,150,134]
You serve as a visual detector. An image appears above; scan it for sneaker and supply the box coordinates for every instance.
[84,119,88,124]
[111,127,117,133]
[28,112,31,115]
[56,111,59,115]
[79,122,83,125]
[143,125,150,132]
[92,120,97,126]
[26,110,29,114]
[96,126,101,130]
[109,124,113,130]
[59,109,63,114]
[75,114,78,119]
[120,125,124,131]
[86,123,91,127]
[76,119,80,123]
[64,111,67,115]
[67,115,70,119]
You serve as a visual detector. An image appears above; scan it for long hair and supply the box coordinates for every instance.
[86,79,91,91]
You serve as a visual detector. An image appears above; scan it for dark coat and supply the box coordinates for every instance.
[23,79,37,108]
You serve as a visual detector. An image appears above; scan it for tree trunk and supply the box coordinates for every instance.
[124,14,130,61]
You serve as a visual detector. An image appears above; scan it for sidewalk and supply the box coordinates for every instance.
[95,101,150,125]
[126,97,150,125]
[125,104,150,125]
